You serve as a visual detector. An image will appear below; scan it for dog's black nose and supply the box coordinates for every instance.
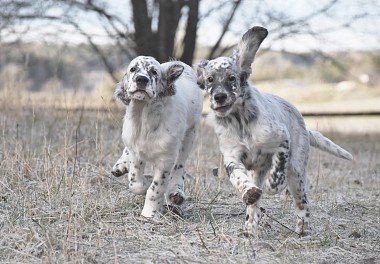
[214,93,227,104]
[136,75,149,85]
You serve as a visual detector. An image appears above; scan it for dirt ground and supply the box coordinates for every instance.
[0,107,379,263]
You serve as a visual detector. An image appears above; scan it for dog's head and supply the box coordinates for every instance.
[115,56,184,104]
[197,26,267,117]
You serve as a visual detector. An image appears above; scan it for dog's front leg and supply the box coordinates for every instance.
[111,147,130,177]
[224,157,262,205]
[141,161,174,218]
[244,167,269,236]
[128,152,150,195]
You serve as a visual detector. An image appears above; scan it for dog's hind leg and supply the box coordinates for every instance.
[244,165,269,236]
[264,140,290,194]
[287,133,311,236]
[287,167,311,236]
[167,126,197,206]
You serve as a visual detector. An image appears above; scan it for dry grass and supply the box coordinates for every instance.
[0,106,379,263]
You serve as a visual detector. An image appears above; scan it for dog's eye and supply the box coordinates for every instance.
[130,67,136,73]
[207,76,214,83]
[151,69,158,75]
[229,76,236,82]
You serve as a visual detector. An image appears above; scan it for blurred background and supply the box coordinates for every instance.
[1,0,379,132]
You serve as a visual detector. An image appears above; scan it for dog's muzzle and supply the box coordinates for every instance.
[128,75,154,101]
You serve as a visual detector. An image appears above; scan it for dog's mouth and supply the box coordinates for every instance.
[213,104,232,113]
[129,89,152,100]
[130,89,149,95]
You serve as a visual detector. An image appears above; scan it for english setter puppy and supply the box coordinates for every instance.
[196,27,353,236]
[112,56,202,218]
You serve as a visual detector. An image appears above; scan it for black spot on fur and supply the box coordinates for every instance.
[270,149,289,189]
[246,164,254,170]
[225,162,235,177]
[158,84,176,98]
[246,214,249,221]
[240,152,248,162]
[215,116,232,127]
[232,111,243,132]
[279,140,289,149]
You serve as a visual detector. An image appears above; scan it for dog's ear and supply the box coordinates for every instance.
[165,64,184,86]
[196,60,209,90]
[159,63,184,97]
[233,26,267,83]
[114,80,130,105]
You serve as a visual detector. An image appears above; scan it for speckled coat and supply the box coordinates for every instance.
[112,56,203,218]
[197,27,353,236]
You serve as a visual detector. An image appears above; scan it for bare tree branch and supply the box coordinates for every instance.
[69,21,118,82]
[61,0,131,40]
[207,0,243,59]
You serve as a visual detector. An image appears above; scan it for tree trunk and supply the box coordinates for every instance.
[157,0,183,62]
[131,0,157,57]
[180,0,199,65]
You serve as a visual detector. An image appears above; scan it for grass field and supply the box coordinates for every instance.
[0,106,379,263]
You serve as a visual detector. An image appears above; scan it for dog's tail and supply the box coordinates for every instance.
[308,130,353,160]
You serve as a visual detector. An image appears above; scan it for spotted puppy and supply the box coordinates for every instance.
[197,26,353,236]
[112,56,202,218]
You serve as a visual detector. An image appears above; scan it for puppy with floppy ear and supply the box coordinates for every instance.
[112,56,203,218]
[197,27,352,237]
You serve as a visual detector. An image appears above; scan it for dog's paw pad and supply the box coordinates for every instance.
[111,167,128,177]
[295,221,311,237]
[169,192,185,205]
[243,187,262,205]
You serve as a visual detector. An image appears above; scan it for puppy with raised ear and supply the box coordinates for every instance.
[112,56,203,218]
[197,27,353,236]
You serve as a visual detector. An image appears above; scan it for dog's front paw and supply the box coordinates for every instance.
[141,206,161,219]
[169,191,185,206]
[295,219,311,237]
[242,186,262,205]
[111,162,129,177]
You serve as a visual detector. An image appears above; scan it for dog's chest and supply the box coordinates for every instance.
[216,121,272,171]
[122,106,174,159]
[241,147,272,171]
